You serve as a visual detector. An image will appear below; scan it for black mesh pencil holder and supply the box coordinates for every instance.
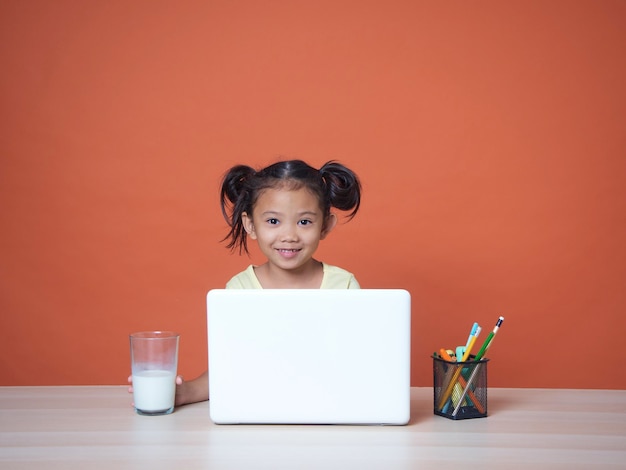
[433,355,489,420]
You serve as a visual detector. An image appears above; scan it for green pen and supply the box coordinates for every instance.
[451,316,505,417]
[473,316,504,361]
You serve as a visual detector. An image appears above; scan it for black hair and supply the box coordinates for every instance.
[220,159,361,254]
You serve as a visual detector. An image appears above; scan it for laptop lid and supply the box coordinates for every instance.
[207,289,411,425]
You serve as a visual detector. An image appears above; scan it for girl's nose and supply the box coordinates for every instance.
[280,225,299,242]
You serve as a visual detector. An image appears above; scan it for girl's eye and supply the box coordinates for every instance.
[267,218,279,225]
[299,219,312,226]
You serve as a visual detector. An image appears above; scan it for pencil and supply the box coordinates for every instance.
[437,327,481,411]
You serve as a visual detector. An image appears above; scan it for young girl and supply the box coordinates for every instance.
[130,159,362,406]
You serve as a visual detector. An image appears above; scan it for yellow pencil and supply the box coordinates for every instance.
[438,327,481,411]
[461,331,479,361]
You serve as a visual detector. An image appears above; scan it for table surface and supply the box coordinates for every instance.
[1,386,625,469]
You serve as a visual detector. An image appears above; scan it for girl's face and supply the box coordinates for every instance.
[242,186,336,274]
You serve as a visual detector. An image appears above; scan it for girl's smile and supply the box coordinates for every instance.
[277,248,301,258]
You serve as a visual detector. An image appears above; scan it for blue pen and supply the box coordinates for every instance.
[456,322,479,365]
[465,322,479,349]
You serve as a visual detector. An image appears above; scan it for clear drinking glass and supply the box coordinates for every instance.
[130,331,180,416]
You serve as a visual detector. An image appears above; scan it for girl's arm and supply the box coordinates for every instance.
[175,370,209,406]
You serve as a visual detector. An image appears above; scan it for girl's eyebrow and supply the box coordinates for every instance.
[297,211,319,217]
[260,211,281,216]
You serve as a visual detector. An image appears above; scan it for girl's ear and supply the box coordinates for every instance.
[320,213,337,240]
[242,212,257,240]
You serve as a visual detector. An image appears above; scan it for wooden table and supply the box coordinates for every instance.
[1,387,625,469]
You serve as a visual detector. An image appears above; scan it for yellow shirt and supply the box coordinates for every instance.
[225,263,360,289]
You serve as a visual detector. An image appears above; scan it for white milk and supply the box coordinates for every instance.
[132,370,176,412]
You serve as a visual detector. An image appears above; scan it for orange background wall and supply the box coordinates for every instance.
[1,1,625,389]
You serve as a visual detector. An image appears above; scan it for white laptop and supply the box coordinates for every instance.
[206,289,411,425]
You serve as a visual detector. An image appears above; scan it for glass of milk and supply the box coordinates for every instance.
[130,331,180,416]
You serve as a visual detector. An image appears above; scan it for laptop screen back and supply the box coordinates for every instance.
[207,289,411,425]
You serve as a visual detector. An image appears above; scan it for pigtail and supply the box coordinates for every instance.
[320,161,362,219]
[220,164,256,254]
